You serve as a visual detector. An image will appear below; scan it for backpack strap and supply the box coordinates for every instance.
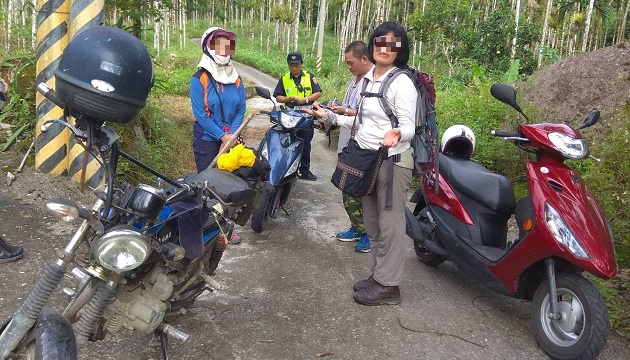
[200,70,243,132]
[199,71,212,117]
[358,68,409,210]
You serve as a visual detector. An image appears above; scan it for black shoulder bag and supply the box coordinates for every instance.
[330,81,387,198]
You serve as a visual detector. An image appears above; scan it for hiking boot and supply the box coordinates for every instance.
[229,233,242,245]
[353,280,401,306]
[355,234,371,253]
[298,170,317,181]
[353,275,376,292]
[336,227,361,242]
[0,236,24,263]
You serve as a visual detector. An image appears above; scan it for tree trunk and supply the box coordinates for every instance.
[293,0,301,51]
[511,0,521,61]
[618,0,629,43]
[582,0,595,52]
[538,0,553,67]
[316,0,327,74]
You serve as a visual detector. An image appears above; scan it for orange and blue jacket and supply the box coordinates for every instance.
[190,69,246,141]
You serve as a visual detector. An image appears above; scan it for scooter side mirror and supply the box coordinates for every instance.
[255,86,271,100]
[490,83,530,123]
[577,109,600,130]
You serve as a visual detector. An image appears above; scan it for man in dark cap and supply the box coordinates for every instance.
[273,51,322,181]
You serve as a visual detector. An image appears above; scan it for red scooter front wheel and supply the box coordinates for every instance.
[531,272,609,360]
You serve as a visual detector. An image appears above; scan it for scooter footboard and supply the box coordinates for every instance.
[430,206,512,296]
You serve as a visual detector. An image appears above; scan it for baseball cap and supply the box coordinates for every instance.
[287,51,303,64]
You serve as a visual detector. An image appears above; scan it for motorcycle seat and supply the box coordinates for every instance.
[193,168,256,207]
[439,155,515,215]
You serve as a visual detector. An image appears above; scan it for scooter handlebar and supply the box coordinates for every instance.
[491,130,520,138]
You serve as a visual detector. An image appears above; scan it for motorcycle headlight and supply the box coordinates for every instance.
[548,132,588,159]
[545,203,589,259]
[279,112,303,128]
[92,226,150,272]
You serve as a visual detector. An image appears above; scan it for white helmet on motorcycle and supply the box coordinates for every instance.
[441,125,476,159]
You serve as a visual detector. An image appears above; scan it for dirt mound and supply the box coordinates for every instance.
[520,42,630,129]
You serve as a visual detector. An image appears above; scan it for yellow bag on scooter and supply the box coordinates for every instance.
[217,144,256,172]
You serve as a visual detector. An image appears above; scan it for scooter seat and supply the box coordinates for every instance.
[439,155,515,215]
[193,168,256,207]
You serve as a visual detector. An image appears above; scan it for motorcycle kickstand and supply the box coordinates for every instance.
[280,204,290,216]
[544,258,562,320]
[154,329,169,360]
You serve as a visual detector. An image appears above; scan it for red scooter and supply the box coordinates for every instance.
[406,83,617,359]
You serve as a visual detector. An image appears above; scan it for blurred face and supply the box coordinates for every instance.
[372,32,401,66]
[210,36,235,56]
[288,62,303,77]
[344,52,370,77]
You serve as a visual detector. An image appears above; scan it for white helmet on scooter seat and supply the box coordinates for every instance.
[441,125,476,159]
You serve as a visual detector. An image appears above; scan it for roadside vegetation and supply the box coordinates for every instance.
[1,0,629,340]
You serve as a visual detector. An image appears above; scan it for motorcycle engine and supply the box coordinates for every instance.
[104,267,174,334]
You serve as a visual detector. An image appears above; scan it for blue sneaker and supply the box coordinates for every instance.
[336,227,361,242]
[355,234,371,253]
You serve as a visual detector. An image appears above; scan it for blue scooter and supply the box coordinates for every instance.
[250,86,316,233]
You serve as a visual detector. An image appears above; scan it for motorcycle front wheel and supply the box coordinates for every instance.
[531,272,609,360]
[251,185,276,233]
[7,307,77,360]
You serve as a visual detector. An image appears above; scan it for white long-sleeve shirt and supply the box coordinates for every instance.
[332,66,417,157]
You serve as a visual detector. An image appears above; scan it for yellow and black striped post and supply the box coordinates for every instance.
[34,0,70,175]
[67,0,105,189]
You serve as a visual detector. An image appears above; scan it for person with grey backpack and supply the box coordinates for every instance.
[304,21,417,306]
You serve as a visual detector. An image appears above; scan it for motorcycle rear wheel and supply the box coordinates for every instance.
[413,240,445,267]
[531,272,608,360]
[413,216,445,267]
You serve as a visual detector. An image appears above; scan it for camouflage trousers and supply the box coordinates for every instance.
[342,192,365,234]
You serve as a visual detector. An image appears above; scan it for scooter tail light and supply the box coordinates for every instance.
[544,202,590,260]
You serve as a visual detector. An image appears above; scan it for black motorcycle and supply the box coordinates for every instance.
[0,26,257,360]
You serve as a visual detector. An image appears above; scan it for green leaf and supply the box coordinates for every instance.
[503,59,520,83]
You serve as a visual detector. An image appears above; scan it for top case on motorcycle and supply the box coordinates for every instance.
[193,168,256,207]
[439,155,516,215]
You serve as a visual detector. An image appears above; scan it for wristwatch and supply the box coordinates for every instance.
[344,108,349,116]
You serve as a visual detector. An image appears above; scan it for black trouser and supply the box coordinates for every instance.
[193,137,221,173]
[297,128,314,173]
